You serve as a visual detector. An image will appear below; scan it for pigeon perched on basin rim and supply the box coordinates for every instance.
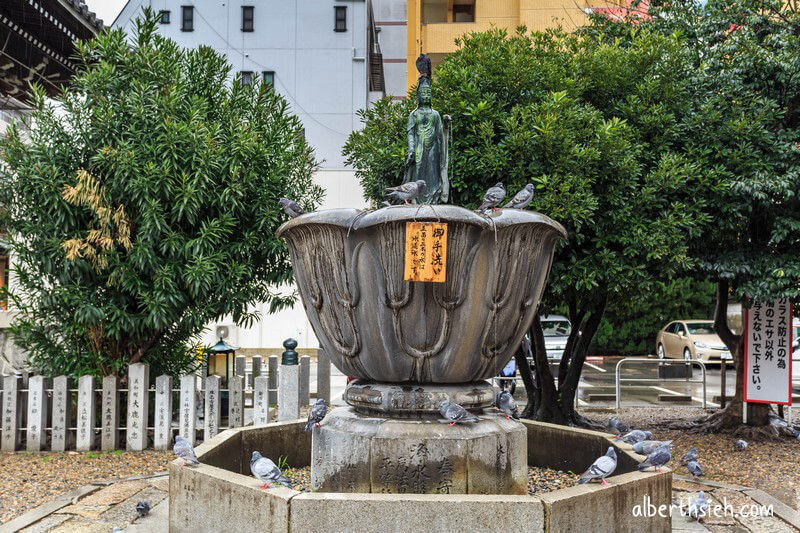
[439,401,479,426]
[477,183,506,213]
[173,435,199,466]
[250,451,292,490]
[279,197,304,218]
[578,446,617,485]
[387,180,426,204]
[503,183,535,209]
[305,398,327,431]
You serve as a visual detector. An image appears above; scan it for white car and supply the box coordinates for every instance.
[542,314,572,361]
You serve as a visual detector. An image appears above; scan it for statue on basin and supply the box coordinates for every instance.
[403,54,450,204]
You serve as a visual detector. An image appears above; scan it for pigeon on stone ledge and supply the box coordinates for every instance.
[632,440,672,455]
[607,416,630,436]
[279,198,304,218]
[495,390,519,419]
[615,429,652,444]
[386,180,426,204]
[304,398,327,431]
[173,435,199,466]
[477,183,506,213]
[637,444,672,472]
[578,446,617,485]
[503,183,535,209]
[439,401,479,426]
[251,451,292,490]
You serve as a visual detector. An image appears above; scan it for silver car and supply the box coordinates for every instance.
[542,314,572,361]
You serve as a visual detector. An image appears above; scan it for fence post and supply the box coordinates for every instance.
[254,375,270,426]
[126,363,149,451]
[155,375,173,450]
[720,360,727,409]
[1,375,20,451]
[279,339,300,421]
[268,356,278,405]
[229,375,244,428]
[77,375,95,451]
[316,350,331,404]
[299,355,310,407]
[27,376,47,451]
[204,375,221,441]
[180,375,197,445]
[102,376,119,451]
[51,376,71,451]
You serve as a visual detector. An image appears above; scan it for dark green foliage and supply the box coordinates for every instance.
[0,11,322,378]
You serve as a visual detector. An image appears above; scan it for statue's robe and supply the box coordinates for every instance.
[404,107,447,204]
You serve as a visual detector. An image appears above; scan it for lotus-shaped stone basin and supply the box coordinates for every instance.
[277,205,566,384]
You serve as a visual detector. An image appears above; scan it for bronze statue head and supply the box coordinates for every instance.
[416,77,432,107]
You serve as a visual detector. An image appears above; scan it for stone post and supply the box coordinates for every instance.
[26,375,47,451]
[228,375,244,428]
[76,375,95,451]
[299,355,310,406]
[155,375,173,450]
[316,349,331,404]
[101,376,119,451]
[234,355,246,378]
[278,339,300,421]
[126,363,149,451]
[251,355,262,387]
[179,375,197,445]
[204,375,221,441]
[268,355,278,405]
[51,376,71,451]
[253,375,270,426]
[1,375,20,451]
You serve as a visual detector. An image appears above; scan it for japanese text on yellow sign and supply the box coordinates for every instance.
[404,222,447,282]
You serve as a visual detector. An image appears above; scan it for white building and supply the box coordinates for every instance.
[114,1,408,350]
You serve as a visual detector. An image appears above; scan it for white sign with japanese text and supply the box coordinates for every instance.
[744,299,793,405]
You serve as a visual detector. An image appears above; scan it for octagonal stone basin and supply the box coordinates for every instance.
[168,419,672,533]
[276,205,567,384]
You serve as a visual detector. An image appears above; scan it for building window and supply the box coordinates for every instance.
[241,6,254,32]
[452,3,475,22]
[334,6,347,32]
[262,71,274,87]
[181,6,194,31]
[240,71,254,86]
[159,10,170,24]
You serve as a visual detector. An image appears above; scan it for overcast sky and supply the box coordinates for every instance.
[84,0,128,26]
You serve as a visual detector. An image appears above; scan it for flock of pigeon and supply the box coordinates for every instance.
[280,181,535,218]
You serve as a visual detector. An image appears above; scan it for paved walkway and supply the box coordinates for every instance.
[5,472,799,532]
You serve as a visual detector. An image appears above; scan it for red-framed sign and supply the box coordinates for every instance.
[743,299,793,405]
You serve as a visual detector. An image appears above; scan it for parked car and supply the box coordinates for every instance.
[542,314,572,361]
[655,320,732,362]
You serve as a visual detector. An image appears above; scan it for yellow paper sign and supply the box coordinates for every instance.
[404,222,447,282]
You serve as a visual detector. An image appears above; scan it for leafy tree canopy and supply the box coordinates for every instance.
[0,11,322,377]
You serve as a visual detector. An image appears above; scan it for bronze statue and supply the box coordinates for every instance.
[403,54,449,204]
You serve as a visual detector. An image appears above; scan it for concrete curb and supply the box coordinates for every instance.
[0,484,100,533]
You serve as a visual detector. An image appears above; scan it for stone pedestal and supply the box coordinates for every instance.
[311,407,527,495]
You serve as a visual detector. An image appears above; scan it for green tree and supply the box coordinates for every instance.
[0,11,322,378]
[345,28,706,425]
[590,0,800,434]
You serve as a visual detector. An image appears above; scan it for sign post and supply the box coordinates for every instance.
[744,299,793,420]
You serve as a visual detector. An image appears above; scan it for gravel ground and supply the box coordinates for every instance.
[283,465,578,495]
[0,450,172,524]
[581,407,800,509]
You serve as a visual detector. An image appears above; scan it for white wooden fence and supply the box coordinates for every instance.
[0,353,330,452]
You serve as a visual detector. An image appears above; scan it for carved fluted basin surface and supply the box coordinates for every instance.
[277,205,566,384]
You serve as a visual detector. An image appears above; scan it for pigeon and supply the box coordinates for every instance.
[607,416,629,436]
[687,459,703,479]
[477,182,506,213]
[495,390,519,419]
[387,180,426,204]
[632,440,672,456]
[415,53,432,79]
[688,491,708,521]
[304,398,327,431]
[733,439,748,451]
[681,447,698,465]
[578,446,617,485]
[616,430,652,444]
[250,451,292,490]
[439,401,479,426]
[279,198,304,218]
[503,183,535,209]
[173,435,199,466]
[135,501,151,518]
[637,444,672,472]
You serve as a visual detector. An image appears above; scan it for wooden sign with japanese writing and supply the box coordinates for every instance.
[744,299,793,405]
[404,222,447,282]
